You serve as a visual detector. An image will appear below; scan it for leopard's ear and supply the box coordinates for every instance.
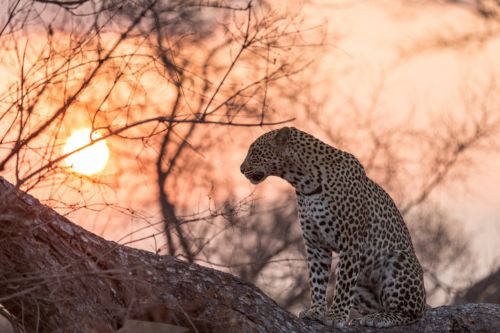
[273,127,291,147]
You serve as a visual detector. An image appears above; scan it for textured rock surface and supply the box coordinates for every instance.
[0,176,499,332]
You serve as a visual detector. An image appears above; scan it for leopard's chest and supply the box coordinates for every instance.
[297,194,324,216]
[297,194,341,252]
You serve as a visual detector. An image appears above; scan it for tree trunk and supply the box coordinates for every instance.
[0,176,499,333]
[454,267,500,304]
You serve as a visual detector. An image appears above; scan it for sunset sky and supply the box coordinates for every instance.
[0,0,499,309]
[302,0,500,273]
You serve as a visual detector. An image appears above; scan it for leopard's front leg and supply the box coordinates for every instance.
[325,250,360,327]
[299,243,332,322]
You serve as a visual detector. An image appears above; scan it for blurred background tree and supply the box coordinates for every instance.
[0,0,322,257]
[1,0,500,330]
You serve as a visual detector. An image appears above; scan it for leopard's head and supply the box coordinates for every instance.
[240,127,291,184]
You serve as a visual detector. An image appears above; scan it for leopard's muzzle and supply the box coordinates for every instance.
[240,164,266,184]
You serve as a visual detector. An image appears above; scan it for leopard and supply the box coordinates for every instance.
[240,126,426,328]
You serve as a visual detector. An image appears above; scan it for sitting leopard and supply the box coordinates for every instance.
[240,127,426,328]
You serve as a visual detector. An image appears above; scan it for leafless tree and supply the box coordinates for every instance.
[419,0,500,303]
[0,0,327,329]
[454,266,500,304]
[1,0,499,331]
[204,70,500,310]
[1,176,500,332]
[0,0,322,256]
[397,0,500,57]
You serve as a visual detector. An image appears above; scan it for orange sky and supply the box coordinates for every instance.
[303,0,500,273]
[0,0,498,305]
[77,0,500,283]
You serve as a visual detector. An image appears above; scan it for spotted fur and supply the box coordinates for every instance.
[240,127,426,328]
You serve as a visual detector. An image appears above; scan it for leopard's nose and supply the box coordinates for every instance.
[240,163,247,174]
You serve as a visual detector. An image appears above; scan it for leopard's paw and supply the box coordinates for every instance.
[324,310,348,328]
[353,312,416,328]
[349,317,363,326]
[299,307,325,322]
[353,314,384,327]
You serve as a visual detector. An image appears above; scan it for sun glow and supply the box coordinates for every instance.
[63,128,109,175]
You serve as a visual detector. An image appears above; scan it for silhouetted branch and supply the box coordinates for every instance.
[1,177,500,332]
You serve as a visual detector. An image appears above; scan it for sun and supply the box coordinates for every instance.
[63,128,109,175]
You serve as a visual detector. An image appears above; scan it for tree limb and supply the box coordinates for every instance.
[0,176,499,332]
